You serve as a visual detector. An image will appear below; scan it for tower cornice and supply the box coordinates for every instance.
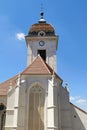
[25,35,58,49]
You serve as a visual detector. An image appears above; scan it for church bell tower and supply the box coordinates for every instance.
[25,12,58,72]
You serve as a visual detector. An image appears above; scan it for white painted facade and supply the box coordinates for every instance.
[0,14,87,130]
[4,74,87,130]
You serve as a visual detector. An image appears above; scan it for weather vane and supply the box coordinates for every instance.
[40,3,44,19]
[41,2,44,12]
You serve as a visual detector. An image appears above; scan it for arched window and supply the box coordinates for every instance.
[0,104,6,130]
[28,84,45,130]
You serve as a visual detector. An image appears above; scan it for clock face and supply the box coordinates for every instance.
[39,41,45,46]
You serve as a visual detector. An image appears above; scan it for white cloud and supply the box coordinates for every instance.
[16,33,25,40]
[70,96,87,105]
[76,99,86,104]
[70,96,81,101]
[70,96,75,101]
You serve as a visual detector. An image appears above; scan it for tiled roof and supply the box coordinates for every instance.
[0,55,62,96]
[22,55,62,82]
[0,75,17,96]
[29,23,55,33]
[22,55,52,75]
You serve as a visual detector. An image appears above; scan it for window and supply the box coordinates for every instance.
[38,50,46,61]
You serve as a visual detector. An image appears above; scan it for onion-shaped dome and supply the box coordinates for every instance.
[28,12,55,36]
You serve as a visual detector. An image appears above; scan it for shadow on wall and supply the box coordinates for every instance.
[70,103,87,130]
[0,103,6,130]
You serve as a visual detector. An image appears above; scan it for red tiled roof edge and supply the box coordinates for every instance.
[0,75,18,96]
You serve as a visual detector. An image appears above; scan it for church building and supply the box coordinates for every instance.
[0,12,87,130]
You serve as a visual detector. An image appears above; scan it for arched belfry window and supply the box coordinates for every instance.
[29,84,45,130]
[0,103,6,130]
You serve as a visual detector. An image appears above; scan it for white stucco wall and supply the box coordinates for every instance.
[5,88,15,129]
[60,86,72,130]
[26,37,57,72]
[17,83,26,130]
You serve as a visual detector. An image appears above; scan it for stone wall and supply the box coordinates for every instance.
[60,86,72,130]
[71,104,87,130]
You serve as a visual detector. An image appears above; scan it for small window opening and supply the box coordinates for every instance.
[74,115,76,118]
[38,50,46,61]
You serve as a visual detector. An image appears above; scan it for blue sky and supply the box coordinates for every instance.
[0,0,87,111]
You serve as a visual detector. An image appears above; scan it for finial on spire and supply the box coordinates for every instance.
[52,66,55,76]
[40,3,44,18]
[51,66,55,85]
[39,3,46,23]
[41,3,44,12]
[17,73,21,86]
[8,81,12,92]
[40,12,44,19]
[65,81,69,92]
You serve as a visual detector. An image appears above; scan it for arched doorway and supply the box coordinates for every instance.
[0,103,6,130]
[28,84,45,130]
